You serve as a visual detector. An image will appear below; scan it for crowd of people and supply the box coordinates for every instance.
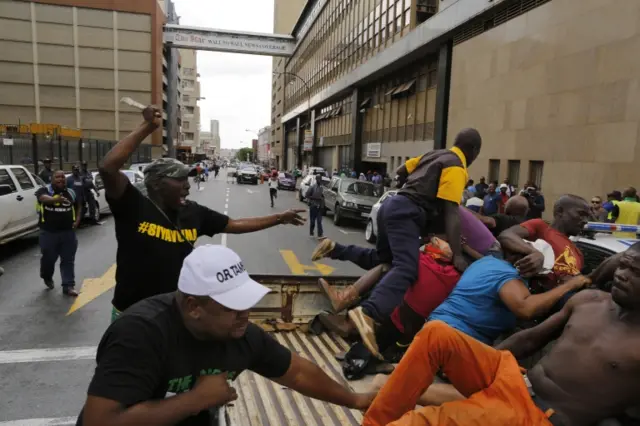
[306,127,640,425]
[23,104,640,425]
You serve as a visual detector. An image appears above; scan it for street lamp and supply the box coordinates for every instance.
[273,71,312,169]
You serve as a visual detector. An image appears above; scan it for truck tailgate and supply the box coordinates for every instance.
[228,330,364,425]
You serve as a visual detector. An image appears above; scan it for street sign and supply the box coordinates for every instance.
[366,142,381,158]
[303,130,313,152]
[2,138,13,146]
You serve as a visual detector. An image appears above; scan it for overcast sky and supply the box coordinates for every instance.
[172,0,275,149]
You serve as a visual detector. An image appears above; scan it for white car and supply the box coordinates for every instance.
[298,174,330,202]
[236,165,258,184]
[365,190,397,243]
[572,222,639,274]
[0,165,43,244]
[122,169,144,184]
[130,162,152,173]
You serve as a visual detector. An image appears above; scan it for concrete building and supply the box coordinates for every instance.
[257,126,271,165]
[273,0,640,215]
[209,119,221,155]
[177,48,201,159]
[219,148,238,160]
[269,0,307,171]
[0,0,165,154]
[160,0,181,153]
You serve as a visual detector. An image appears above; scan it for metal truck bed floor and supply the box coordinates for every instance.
[228,330,371,426]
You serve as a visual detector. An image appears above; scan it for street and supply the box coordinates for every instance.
[0,174,368,425]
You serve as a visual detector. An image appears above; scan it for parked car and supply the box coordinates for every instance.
[236,165,259,184]
[64,172,111,221]
[365,190,397,243]
[129,162,152,173]
[298,174,330,202]
[277,172,296,190]
[123,169,144,184]
[0,165,43,244]
[323,177,383,226]
[304,166,327,177]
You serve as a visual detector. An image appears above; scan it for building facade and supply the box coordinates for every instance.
[257,126,271,165]
[160,0,182,154]
[272,0,640,214]
[269,0,307,171]
[177,48,202,158]
[0,0,165,154]
[209,119,221,155]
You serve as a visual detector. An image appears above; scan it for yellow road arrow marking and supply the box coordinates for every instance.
[66,263,117,316]
[280,250,335,276]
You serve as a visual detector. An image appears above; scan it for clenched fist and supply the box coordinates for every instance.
[191,372,238,411]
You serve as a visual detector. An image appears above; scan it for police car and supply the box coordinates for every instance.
[573,222,639,274]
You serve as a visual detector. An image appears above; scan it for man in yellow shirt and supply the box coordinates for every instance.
[612,187,640,238]
[312,129,482,357]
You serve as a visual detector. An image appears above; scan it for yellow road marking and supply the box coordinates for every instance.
[280,250,335,275]
[66,264,117,315]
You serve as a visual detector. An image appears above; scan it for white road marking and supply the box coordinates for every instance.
[0,346,96,364]
[221,234,227,247]
[339,229,352,235]
[224,203,228,209]
[0,417,77,425]
[246,189,254,194]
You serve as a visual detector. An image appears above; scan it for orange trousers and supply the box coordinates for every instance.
[363,321,554,426]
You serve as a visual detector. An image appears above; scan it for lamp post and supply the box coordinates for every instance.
[273,71,312,170]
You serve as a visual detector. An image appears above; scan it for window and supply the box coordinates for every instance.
[488,159,500,183]
[0,169,16,193]
[183,95,190,102]
[529,161,544,188]
[183,67,194,77]
[11,167,34,190]
[507,160,520,187]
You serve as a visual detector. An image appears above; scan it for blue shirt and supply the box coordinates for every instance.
[483,192,501,215]
[429,256,523,345]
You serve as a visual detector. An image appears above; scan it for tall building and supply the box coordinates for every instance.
[269,0,306,170]
[177,48,201,159]
[0,0,165,155]
[209,119,221,155]
[257,126,271,165]
[160,0,181,154]
[271,0,640,215]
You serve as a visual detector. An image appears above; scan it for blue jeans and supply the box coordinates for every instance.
[309,205,324,237]
[332,194,426,321]
[39,229,77,289]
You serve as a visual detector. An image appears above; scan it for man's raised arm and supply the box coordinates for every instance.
[98,106,161,199]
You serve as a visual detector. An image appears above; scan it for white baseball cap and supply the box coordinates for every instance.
[178,245,270,311]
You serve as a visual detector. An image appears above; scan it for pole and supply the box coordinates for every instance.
[166,47,177,159]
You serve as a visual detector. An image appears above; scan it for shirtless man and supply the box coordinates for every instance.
[363,241,640,426]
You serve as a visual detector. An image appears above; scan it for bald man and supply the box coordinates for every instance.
[467,195,529,238]
[499,195,590,293]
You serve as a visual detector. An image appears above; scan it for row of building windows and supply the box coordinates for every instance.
[487,159,544,189]
[285,0,415,112]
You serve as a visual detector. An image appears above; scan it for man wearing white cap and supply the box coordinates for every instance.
[78,245,375,426]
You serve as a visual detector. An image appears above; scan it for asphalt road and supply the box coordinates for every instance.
[0,173,368,424]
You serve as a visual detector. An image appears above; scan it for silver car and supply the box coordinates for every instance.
[323,177,383,226]
[365,190,397,243]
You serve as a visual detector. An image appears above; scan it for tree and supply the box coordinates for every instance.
[236,148,254,162]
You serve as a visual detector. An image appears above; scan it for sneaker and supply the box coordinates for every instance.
[63,288,79,297]
[311,238,335,261]
[348,306,383,360]
[43,279,54,290]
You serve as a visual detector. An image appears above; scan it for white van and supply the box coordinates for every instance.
[0,165,43,244]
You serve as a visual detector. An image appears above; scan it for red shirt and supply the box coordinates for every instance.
[499,193,509,213]
[520,219,583,289]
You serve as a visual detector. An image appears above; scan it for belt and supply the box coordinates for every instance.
[524,374,566,426]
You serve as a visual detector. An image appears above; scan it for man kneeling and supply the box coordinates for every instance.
[78,245,374,426]
[363,242,640,426]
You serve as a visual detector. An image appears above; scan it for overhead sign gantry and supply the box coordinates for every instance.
[163,24,296,57]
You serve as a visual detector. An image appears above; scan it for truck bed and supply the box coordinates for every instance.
[229,274,373,425]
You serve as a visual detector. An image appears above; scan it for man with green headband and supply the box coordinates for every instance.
[99,105,305,321]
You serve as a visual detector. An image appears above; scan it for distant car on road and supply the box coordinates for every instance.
[365,190,397,242]
[323,177,383,226]
[236,165,259,185]
[277,172,296,190]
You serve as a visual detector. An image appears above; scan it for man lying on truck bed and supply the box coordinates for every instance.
[77,245,375,426]
[364,241,640,426]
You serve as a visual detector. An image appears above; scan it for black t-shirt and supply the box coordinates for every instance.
[489,214,525,238]
[108,182,230,311]
[39,168,53,184]
[35,186,78,232]
[77,293,292,426]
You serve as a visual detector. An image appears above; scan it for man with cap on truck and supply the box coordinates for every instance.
[78,245,376,426]
[38,158,53,184]
[99,105,306,321]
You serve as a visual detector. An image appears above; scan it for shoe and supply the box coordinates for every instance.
[349,306,383,360]
[63,288,79,297]
[317,278,360,313]
[317,312,357,338]
[43,279,54,290]
[317,236,327,240]
[311,238,335,261]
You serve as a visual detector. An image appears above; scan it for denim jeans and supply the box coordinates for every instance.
[309,205,324,237]
[39,229,77,289]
